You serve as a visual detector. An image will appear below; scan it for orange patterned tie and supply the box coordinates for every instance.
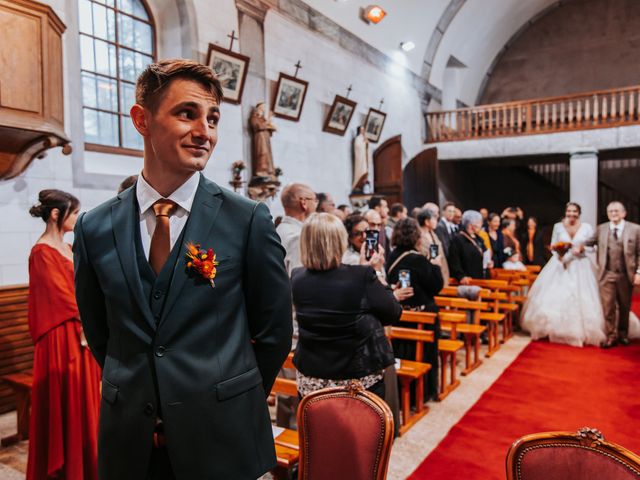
[149,199,178,274]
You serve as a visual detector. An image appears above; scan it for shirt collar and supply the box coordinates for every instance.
[610,220,626,231]
[136,172,200,215]
[281,216,304,227]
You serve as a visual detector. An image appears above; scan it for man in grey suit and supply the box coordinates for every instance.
[584,201,640,348]
[74,60,292,479]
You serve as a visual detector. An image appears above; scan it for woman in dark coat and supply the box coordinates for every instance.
[386,218,444,400]
[485,212,506,268]
[449,210,489,283]
[292,213,402,400]
[520,216,548,266]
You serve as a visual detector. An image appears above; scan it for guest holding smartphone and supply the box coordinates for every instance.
[417,208,450,286]
[386,218,444,400]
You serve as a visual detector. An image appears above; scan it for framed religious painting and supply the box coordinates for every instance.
[205,43,250,104]
[272,73,309,121]
[364,108,387,143]
[323,95,357,136]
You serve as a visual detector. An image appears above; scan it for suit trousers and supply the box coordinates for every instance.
[600,271,632,340]
[146,447,175,480]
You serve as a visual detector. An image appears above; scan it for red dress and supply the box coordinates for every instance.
[26,244,101,480]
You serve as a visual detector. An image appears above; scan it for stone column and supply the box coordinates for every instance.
[236,0,275,179]
[569,147,598,227]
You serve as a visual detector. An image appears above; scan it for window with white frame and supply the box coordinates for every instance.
[78,0,155,152]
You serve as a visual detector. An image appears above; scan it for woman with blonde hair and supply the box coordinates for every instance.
[291,213,402,399]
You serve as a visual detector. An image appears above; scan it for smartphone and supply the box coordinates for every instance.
[364,229,379,260]
[429,243,439,260]
[398,269,411,289]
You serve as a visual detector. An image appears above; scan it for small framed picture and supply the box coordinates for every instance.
[323,95,357,136]
[272,73,309,122]
[364,108,387,143]
[205,43,250,105]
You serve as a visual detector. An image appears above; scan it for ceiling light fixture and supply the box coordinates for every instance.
[400,41,415,52]
[361,5,386,24]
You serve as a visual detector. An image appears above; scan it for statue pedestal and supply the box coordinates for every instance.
[248,176,281,202]
[349,192,373,209]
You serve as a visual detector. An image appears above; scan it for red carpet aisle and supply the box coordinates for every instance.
[632,293,640,316]
[409,341,640,480]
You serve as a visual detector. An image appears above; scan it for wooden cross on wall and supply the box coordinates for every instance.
[379,98,385,110]
[294,60,302,78]
[346,85,353,98]
[227,30,238,51]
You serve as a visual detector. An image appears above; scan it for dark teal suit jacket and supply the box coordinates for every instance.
[74,174,292,479]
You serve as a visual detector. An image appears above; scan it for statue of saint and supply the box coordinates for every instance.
[352,125,369,192]
[250,102,277,179]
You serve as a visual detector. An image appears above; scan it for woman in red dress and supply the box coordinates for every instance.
[26,189,101,480]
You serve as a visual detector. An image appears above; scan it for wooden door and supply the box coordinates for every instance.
[403,147,438,210]
[373,135,402,204]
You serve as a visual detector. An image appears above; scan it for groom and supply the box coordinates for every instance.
[584,201,640,348]
[74,60,292,479]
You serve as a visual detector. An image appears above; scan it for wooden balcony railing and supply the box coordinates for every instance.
[426,85,640,143]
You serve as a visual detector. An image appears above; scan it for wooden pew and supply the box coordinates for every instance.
[387,327,433,434]
[0,285,33,446]
[270,377,300,480]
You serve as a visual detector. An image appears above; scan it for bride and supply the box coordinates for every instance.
[521,202,639,347]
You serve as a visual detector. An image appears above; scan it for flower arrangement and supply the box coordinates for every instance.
[231,160,246,176]
[185,242,219,288]
[551,241,572,258]
[274,167,283,178]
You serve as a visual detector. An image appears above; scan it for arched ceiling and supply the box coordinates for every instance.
[299,0,560,105]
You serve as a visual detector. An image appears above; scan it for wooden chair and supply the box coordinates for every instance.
[506,427,640,480]
[297,383,394,480]
[0,285,33,446]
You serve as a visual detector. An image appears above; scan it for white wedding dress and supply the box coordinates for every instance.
[521,222,640,347]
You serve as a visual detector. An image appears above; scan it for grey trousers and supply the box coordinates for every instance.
[600,271,632,340]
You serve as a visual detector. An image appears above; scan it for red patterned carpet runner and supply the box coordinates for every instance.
[409,340,640,479]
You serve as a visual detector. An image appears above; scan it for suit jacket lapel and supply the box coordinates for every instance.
[111,188,156,331]
[160,175,223,325]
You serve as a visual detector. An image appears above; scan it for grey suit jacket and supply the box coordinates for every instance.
[585,221,640,283]
[74,174,292,479]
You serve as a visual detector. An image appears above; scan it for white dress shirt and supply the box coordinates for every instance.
[136,173,200,259]
[610,220,626,236]
[275,216,303,276]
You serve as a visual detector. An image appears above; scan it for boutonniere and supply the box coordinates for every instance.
[185,242,219,288]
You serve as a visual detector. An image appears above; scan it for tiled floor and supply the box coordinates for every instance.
[0,334,530,479]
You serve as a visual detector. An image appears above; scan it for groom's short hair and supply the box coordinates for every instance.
[135,59,223,112]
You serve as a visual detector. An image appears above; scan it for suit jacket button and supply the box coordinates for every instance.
[153,290,163,300]
[144,403,154,416]
[156,346,166,357]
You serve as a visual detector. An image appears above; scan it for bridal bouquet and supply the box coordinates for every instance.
[551,241,572,258]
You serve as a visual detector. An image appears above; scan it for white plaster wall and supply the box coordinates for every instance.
[264,11,425,216]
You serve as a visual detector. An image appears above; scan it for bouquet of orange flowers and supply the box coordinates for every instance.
[551,241,572,258]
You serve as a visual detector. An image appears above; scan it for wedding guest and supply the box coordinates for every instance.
[453,207,463,229]
[336,204,352,220]
[27,190,101,480]
[486,212,506,268]
[435,202,457,257]
[277,183,317,275]
[449,210,489,284]
[118,174,138,193]
[502,248,527,271]
[342,213,369,265]
[417,208,450,286]
[292,213,402,399]
[386,202,407,238]
[369,195,391,254]
[520,216,547,266]
[502,217,522,254]
[422,202,440,217]
[479,207,489,230]
[386,218,444,399]
[316,192,336,214]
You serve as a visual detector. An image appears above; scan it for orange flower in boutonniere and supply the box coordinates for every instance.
[185,242,219,288]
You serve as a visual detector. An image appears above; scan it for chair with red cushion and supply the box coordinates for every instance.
[506,427,640,480]
[297,382,394,480]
